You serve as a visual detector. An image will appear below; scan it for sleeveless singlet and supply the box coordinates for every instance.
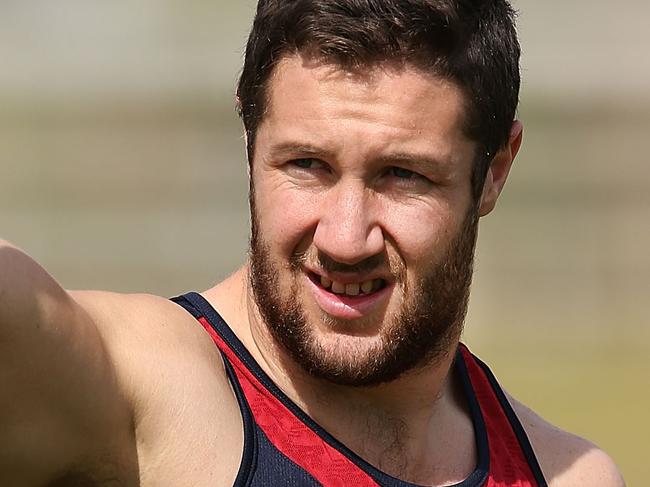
[172,292,548,487]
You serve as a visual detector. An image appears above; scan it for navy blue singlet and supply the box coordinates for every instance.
[172,292,547,487]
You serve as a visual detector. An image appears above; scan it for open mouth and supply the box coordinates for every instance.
[308,272,387,297]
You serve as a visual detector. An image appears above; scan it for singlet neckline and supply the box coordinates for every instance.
[181,291,490,487]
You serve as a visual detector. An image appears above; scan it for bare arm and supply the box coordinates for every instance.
[0,241,137,485]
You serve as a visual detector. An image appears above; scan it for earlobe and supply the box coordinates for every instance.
[478,120,523,216]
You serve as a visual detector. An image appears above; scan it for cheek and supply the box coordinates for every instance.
[383,200,461,266]
[254,180,321,255]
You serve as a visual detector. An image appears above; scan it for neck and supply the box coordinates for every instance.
[291,353,460,468]
[251,317,471,483]
[205,266,475,484]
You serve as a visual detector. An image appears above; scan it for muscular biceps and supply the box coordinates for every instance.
[0,241,137,485]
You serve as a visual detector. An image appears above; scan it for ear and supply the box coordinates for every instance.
[478,120,523,217]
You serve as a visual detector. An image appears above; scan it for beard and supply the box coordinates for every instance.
[248,199,479,387]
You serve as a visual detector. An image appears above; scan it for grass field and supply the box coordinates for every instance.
[1,98,648,484]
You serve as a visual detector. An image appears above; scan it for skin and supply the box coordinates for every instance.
[0,54,625,486]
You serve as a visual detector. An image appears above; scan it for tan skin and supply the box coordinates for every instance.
[0,54,625,486]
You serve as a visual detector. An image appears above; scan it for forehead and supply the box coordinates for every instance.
[258,54,475,167]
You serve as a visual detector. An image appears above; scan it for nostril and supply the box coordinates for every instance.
[312,215,385,266]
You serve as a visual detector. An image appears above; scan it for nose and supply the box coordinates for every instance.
[312,181,385,265]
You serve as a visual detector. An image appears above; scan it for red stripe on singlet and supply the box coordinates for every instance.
[198,317,381,487]
[459,345,539,487]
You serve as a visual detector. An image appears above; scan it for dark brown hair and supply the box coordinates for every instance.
[237,0,520,199]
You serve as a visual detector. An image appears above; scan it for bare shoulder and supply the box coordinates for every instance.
[71,290,232,403]
[509,394,626,487]
[71,290,211,355]
[73,291,244,484]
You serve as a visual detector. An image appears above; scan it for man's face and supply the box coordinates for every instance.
[248,55,479,386]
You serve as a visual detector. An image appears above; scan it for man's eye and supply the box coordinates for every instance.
[291,158,324,170]
[388,167,420,179]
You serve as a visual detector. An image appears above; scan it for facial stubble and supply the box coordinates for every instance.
[248,196,479,387]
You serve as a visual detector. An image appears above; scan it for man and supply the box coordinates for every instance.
[0,0,625,485]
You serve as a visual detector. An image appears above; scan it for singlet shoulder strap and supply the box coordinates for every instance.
[458,344,548,487]
[171,292,258,487]
[173,292,255,361]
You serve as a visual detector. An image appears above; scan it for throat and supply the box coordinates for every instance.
[304,365,478,485]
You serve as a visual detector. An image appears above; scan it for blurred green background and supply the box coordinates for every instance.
[1,1,648,484]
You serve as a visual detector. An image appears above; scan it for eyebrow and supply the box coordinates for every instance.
[374,152,447,172]
[268,142,334,159]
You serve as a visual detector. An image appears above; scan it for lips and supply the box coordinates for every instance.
[306,271,392,320]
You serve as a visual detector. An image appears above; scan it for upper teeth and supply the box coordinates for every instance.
[320,275,382,296]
